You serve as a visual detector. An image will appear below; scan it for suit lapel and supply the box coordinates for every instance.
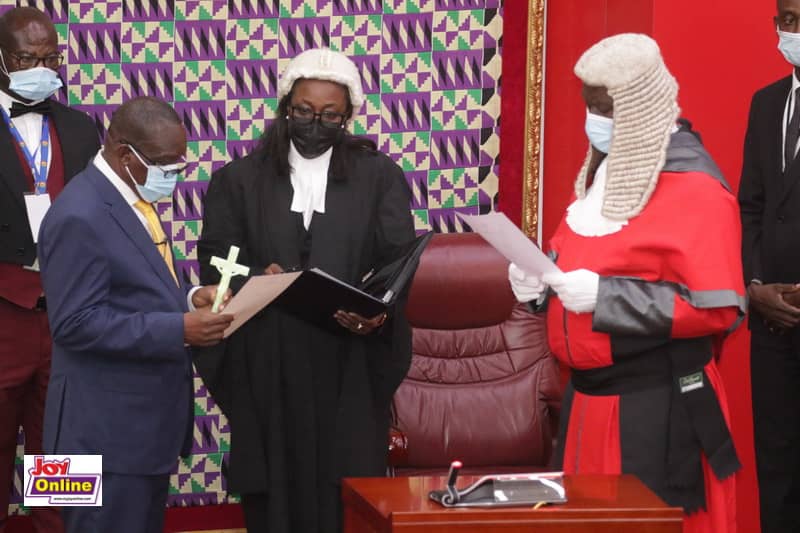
[86,167,185,306]
[0,98,88,210]
[49,101,87,180]
[0,114,31,211]
[774,77,800,206]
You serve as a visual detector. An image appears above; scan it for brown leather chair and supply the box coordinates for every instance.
[389,232,562,476]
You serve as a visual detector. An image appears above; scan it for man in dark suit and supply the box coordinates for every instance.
[0,7,99,532]
[37,96,233,533]
[739,1,800,531]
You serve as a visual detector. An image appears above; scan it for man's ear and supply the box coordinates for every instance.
[114,143,134,167]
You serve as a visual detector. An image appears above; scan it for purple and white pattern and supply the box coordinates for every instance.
[4,0,503,512]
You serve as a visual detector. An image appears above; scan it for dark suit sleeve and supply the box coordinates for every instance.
[38,211,185,359]
[374,155,416,263]
[79,113,102,164]
[74,110,101,160]
[56,105,102,179]
[368,155,415,408]
[738,91,765,283]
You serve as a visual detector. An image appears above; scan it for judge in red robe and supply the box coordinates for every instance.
[509,34,745,533]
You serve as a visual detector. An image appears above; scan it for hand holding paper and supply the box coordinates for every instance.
[543,269,599,313]
[508,263,545,303]
[184,309,234,347]
[458,213,560,278]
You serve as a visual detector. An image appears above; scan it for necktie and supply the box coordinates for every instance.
[785,87,800,171]
[9,100,52,118]
[133,200,178,285]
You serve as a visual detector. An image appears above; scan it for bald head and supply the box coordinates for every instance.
[0,7,60,100]
[108,96,183,150]
[0,7,56,51]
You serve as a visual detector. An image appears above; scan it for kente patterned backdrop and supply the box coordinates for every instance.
[2,0,503,512]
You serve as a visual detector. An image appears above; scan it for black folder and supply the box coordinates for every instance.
[358,231,433,304]
[273,232,433,333]
[429,472,567,508]
[273,268,387,332]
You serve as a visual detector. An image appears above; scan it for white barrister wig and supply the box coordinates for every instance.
[277,47,365,116]
[573,33,680,221]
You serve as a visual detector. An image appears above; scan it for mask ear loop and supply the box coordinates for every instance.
[123,164,138,186]
[0,50,10,77]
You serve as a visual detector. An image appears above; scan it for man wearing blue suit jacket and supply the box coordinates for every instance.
[37,97,233,533]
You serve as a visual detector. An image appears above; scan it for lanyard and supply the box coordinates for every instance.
[0,106,50,194]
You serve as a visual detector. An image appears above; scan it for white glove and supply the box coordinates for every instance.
[508,263,545,303]
[542,269,599,313]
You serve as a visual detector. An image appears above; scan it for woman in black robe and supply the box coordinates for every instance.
[194,48,415,532]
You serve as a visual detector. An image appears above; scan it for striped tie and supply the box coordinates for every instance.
[133,200,178,285]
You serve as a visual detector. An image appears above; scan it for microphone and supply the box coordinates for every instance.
[444,460,462,505]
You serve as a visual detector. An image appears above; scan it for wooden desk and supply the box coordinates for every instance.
[342,474,683,532]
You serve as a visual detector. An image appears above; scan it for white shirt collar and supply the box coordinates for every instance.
[781,72,800,170]
[0,89,17,115]
[93,149,142,208]
[288,141,332,230]
[0,88,45,114]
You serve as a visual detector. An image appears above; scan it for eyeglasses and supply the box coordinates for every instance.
[288,105,347,129]
[3,49,64,70]
[125,143,187,178]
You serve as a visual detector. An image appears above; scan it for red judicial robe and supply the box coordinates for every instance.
[546,129,746,533]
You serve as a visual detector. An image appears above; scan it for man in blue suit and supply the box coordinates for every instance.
[37,96,233,533]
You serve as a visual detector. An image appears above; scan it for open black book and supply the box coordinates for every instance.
[272,232,433,332]
[358,231,433,303]
[429,472,567,508]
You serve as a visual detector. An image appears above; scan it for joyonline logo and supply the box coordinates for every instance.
[24,455,102,506]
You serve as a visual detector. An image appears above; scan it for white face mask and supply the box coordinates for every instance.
[124,144,185,203]
[0,51,62,101]
[585,111,614,153]
[778,28,800,67]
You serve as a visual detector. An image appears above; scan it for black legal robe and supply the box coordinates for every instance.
[195,143,415,532]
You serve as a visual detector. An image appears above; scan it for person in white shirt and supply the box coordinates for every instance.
[36,96,233,533]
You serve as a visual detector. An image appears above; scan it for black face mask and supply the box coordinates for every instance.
[288,118,344,159]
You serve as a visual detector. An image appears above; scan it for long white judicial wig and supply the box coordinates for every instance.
[277,47,365,116]
[573,33,680,221]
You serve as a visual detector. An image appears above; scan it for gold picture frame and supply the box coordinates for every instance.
[522,0,546,239]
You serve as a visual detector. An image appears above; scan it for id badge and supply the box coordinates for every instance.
[24,192,51,244]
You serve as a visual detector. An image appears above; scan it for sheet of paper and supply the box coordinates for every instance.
[221,272,302,338]
[24,193,51,243]
[458,212,561,277]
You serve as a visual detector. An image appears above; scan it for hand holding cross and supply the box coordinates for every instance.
[209,246,249,313]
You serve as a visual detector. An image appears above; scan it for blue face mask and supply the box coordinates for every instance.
[585,111,614,153]
[778,28,800,67]
[0,51,62,101]
[124,145,184,203]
